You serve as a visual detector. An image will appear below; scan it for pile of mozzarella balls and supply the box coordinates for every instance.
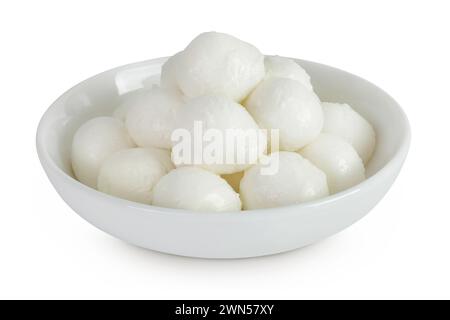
[71,32,376,212]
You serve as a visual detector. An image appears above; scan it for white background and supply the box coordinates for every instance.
[1,0,449,299]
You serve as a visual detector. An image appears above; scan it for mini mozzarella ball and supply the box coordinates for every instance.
[97,148,171,204]
[160,52,183,91]
[299,133,365,194]
[175,32,265,101]
[221,171,244,193]
[264,55,313,91]
[322,102,376,164]
[240,152,329,210]
[244,78,323,151]
[152,167,241,212]
[125,86,183,149]
[71,117,135,188]
[173,95,266,174]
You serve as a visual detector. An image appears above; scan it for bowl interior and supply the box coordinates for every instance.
[38,57,409,188]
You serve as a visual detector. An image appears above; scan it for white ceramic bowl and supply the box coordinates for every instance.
[36,57,410,259]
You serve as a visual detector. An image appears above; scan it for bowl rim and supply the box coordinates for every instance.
[36,57,411,217]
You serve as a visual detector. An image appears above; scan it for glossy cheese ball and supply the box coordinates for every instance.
[125,86,183,149]
[97,148,172,204]
[172,96,267,174]
[71,116,135,188]
[152,167,241,212]
[240,152,329,210]
[173,95,266,174]
[264,55,313,90]
[299,133,365,194]
[175,32,265,101]
[244,78,323,151]
[322,102,376,164]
